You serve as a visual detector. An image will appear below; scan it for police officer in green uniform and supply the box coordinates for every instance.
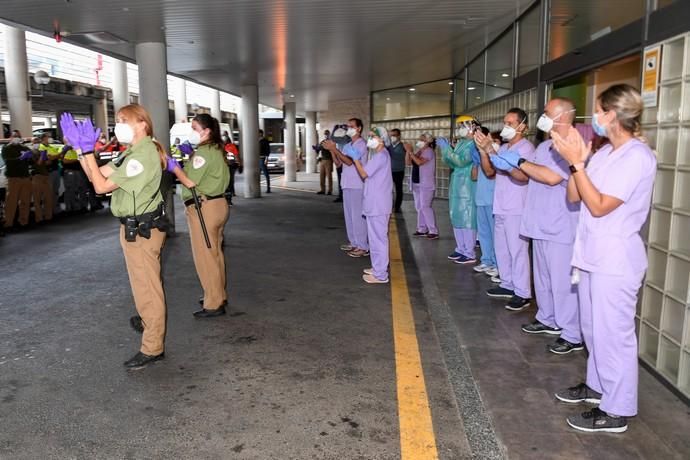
[61,104,170,370]
[168,114,230,317]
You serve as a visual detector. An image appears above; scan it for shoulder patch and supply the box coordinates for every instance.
[192,155,206,169]
[126,159,145,177]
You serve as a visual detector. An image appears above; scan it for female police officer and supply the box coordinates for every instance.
[61,104,169,370]
[167,114,230,317]
[551,84,656,433]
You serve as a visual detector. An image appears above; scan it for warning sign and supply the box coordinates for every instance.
[642,46,661,108]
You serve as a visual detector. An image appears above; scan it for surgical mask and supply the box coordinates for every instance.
[114,123,134,144]
[592,112,608,137]
[346,127,357,138]
[188,130,201,145]
[457,127,469,138]
[32,143,40,150]
[492,142,501,152]
[222,135,229,142]
[536,109,575,133]
[10,137,21,144]
[415,140,426,149]
[390,136,399,144]
[48,137,54,144]
[367,137,380,149]
[500,117,525,141]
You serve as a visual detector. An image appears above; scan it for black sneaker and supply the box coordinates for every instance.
[548,337,585,355]
[124,351,165,370]
[555,383,602,404]
[505,295,531,311]
[413,231,428,237]
[333,197,343,203]
[316,190,325,195]
[486,287,514,299]
[567,408,628,433]
[521,320,562,335]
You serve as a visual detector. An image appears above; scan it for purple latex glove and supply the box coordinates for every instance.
[179,142,194,157]
[19,150,33,161]
[490,154,514,172]
[59,112,79,148]
[75,119,101,153]
[165,156,181,173]
[436,137,450,151]
[498,149,522,168]
[40,150,48,162]
[470,145,481,166]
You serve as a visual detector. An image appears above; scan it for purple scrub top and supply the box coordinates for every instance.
[341,137,368,189]
[418,146,436,189]
[363,147,393,216]
[493,138,536,215]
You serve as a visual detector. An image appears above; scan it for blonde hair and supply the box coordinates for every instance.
[598,84,644,139]
[117,103,167,169]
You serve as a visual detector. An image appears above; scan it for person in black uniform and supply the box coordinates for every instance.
[258,129,271,193]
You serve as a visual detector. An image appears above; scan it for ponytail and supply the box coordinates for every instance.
[152,139,167,169]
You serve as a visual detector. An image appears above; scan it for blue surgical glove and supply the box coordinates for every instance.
[470,145,481,166]
[499,149,522,168]
[345,144,363,161]
[490,154,514,172]
[436,137,450,151]
[165,155,181,173]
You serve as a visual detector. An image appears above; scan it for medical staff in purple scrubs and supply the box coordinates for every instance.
[407,133,438,239]
[323,118,369,258]
[352,127,393,284]
[496,98,583,354]
[552,84,655,434]
[474,108,536,311]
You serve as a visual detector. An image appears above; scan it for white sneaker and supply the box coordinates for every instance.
[363,273,389,284]
[340,243,354,251]
[473,263,490,273]
[490,276,501,283]
[363,268,373,275]
[486,267,499,277]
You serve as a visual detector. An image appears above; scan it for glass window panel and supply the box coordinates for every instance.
[372,80,451,121]
[518,6,541,76]
[467,54,485,109]
[549,0,646,62]
[486,28,514,103]
[453,78,465,115]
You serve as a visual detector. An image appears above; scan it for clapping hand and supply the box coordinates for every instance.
[75,118,101,153]
[321,139,336,151]
[179,142,194,157]
[436,137,450,151]
[19,150,33,161]
[59,113,79,149]
[498,149,522,168]
[343,144,362,160]
[551,126,591,165]
[473,130,493,153]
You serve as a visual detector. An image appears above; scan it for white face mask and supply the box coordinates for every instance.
[457,127,469,138]
[114,123,134,144]
[500,125,517,141]
[346,127,358,138]
[390,136,399,144]
[32,143,40,150]
[188,130,202,145]
[415,140,426,149]
[366,137,380,149]
[536,109,574,133]
[10,137,21,144]
[492,142,501,152]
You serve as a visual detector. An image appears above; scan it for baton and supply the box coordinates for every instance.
[190,187,211,249]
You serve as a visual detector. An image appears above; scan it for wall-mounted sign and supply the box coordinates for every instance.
[642,46,661,108]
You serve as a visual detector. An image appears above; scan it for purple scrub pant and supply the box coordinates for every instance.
[412,185,437,234]
[579,269,644,417]
[343,188,369,251]
[453,228,476,259]
[494,214,531,299]
[533,239,581,343]
[366,214,390,280]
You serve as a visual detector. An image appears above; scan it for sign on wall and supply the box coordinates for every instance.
[642,46,661,107]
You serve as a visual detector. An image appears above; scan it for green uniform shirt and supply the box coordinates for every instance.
[181,144,230,201]
[1,143,30,177]
[108,136,163,217]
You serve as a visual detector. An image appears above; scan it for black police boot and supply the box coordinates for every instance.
[193,305,227,318]
[124,351,164,370]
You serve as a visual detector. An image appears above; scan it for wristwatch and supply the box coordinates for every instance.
[569,162,585,173]
[517,158,527,168]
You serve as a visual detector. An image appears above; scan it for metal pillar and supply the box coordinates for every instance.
[284,102,297,182]
[4,25,32,136]
[92,96,108,134]
[112,59,129,113]
[305,111,317,173]
[210,89,221,120]
[174,78,187,123]
[241,84,260,198]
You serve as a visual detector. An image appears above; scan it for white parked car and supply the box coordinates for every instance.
[266,143,285,173]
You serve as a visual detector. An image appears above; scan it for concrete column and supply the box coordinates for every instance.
[284,101,297,182]
[4,25,32,136]
[112,59,129,112]
[258,117,265,131]
[305,111,317,173]
[135,42,174,232]
[210,89,221,120]
[241,84,260,198]
[92,96,108,134]
[174,78,187,122]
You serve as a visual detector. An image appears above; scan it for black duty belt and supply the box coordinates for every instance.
[184,194,224,207]
[118,203,164,225]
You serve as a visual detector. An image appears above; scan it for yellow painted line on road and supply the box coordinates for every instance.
[389,218,439,460]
